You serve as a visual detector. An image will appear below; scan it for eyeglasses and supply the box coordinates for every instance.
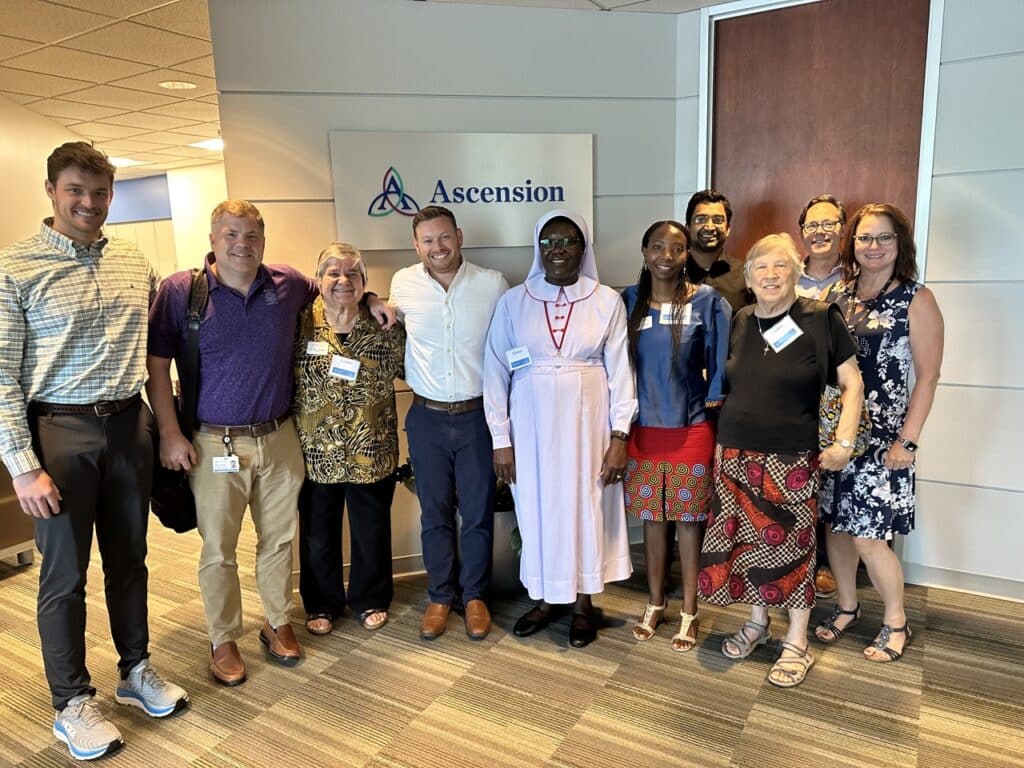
[801,219,841,234]
[854,233,898,247]
[692,214,727,226]
[539,236,582,250]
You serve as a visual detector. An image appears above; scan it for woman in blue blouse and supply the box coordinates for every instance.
[623,220,731,651]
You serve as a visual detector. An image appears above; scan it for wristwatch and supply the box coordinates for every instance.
[610,430,630,442]
[900,438,918,453]
[835,438,854,450]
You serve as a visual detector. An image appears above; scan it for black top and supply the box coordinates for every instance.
[718,298,857,454]
[686,254,753,312]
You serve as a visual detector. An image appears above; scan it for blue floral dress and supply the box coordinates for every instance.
[820,281,920,539]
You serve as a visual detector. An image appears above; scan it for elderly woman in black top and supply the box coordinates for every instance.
[698,233,863,688]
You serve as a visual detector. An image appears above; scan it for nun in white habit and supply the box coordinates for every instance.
[484,209,637,648]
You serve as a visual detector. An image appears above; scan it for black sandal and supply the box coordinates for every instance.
[865,623,912,662]
[305,613,334,636]
[815,603,861,644]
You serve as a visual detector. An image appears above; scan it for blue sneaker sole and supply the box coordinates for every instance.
[53,723,123,761]
[114,689,188,718]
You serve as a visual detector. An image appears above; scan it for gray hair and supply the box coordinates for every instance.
[743,233,805,282]
[316,241,367,282]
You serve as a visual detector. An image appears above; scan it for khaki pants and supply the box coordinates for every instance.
[189,419,304,643]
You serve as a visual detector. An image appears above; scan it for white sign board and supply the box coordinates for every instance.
[329,131,593,249]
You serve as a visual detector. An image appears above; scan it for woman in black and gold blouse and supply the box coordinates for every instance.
[293,242,405,635]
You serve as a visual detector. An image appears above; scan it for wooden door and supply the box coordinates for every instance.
[711,0,929,259]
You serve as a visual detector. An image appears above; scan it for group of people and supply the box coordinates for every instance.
[0,141,943,761]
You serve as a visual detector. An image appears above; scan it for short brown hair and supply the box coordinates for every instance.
[412,205,457,237]
[840,203,918,283]
[210,200,265,232]
[798,194,847,228]
[47,141,115,185]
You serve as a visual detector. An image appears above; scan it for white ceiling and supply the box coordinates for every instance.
[0,0,720,179]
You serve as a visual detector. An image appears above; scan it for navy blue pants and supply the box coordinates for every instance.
[405,403,495,605]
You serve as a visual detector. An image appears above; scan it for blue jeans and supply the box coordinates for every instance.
[405,403,495,605]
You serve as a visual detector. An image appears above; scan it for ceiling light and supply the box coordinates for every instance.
[158,80,197,90]
[109,156,144,167]
[189,137,224,151]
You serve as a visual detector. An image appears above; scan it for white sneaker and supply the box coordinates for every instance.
[53,694,124,761]
[114,660,189,718]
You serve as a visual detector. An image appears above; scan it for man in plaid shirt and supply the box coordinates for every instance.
[0,142,187,761]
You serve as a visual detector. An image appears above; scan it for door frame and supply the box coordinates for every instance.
[695,0,945,275]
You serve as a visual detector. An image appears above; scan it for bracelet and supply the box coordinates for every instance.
[610,430,629,442]
[900,438,918,453]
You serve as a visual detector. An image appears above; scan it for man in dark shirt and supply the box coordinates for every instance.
[684,189,752,311]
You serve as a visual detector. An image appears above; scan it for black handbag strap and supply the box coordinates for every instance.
[813,300,831,396]
[177,268,209,440]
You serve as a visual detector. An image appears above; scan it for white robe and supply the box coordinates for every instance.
[484,274,637,603]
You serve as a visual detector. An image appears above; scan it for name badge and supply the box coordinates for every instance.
[329,354,361,381]
[639,315,653,331]
[306,340,329,356]
[212,455,240,473]
[682,304,693,325]
[506,345,532,370]
[762,315,804,352]
[659,303,674,325]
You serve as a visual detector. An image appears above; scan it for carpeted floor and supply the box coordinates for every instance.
[0,522,1021,768]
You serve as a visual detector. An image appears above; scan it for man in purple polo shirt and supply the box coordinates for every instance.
[147,200,394,686]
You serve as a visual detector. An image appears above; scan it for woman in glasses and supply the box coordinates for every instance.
[622,220,731,652]
[815,204,944,663]
[483,209,637,648]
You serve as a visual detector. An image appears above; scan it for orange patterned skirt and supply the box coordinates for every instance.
[624,423,715,523]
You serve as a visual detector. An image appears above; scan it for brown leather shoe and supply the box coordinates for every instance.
[210,641,246,686]
[259,620,302,666]
[814,566,838,599]
[464,599,491,640]
[420,601,450,641]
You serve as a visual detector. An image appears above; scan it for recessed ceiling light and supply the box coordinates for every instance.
[189,137,224,151]
[159,80,197,90]
[109,156,144,167]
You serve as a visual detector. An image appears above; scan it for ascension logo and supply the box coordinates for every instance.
[367,166,420,217]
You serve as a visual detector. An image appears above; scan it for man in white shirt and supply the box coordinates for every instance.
[389,206,508,641]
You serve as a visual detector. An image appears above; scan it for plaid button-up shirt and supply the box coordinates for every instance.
[0,219,159,476]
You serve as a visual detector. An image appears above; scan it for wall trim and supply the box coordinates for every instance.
[904,562,1023,604]
[914,0,945,278]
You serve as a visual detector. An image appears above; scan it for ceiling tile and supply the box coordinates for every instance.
[148,145,220,158]
[3,46,153,81]
[48,0,173,17]
[0,67,94,98]
[196,94,218,105]
[144,99,219,121]
[66,120,146,139]
[166,121,218,137]
[98,111,198,130]
[0,90,40,104]
[171,55,215,78]
[119,151,178,162]
[132,0,211,40]
[3,0,112,44]
[97,138,176,152]
[28,97,123,120]
[128,129,203,144]
[149,158,221,170]
[107,68,216,97]
[0,34,42,61]
[59,83,180,110]
[617,0,709,10]
[61,22,211,68]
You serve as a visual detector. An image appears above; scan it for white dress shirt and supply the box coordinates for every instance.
[389,259,508,402]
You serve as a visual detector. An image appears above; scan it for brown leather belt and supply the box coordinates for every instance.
[412,394,484,414]
[197,415,290,438]
[30,393,140,417]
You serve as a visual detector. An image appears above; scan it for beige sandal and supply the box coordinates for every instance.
[767,641,815,688]
[721,619,771,659]
[631,602,667,641]
[670,611,699,652]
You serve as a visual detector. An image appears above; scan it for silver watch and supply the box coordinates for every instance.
[836,438,854,450]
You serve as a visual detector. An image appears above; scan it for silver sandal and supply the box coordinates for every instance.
[721,619,771,659]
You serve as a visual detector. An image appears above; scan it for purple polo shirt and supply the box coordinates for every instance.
[148,253,316,426]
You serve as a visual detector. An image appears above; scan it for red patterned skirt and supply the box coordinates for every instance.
[698,445,820,609]
[624,423,715,523]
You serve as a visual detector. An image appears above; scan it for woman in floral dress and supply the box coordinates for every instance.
[816,203,944,663]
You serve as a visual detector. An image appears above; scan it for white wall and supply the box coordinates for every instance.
[899,0,1024,598]
[0,96,84,244]
[104,219,177,279]
[166,162,228,272]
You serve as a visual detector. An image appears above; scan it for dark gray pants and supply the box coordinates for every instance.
[30,401,153,710]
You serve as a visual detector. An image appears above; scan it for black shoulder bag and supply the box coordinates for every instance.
[150,268,209,532]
